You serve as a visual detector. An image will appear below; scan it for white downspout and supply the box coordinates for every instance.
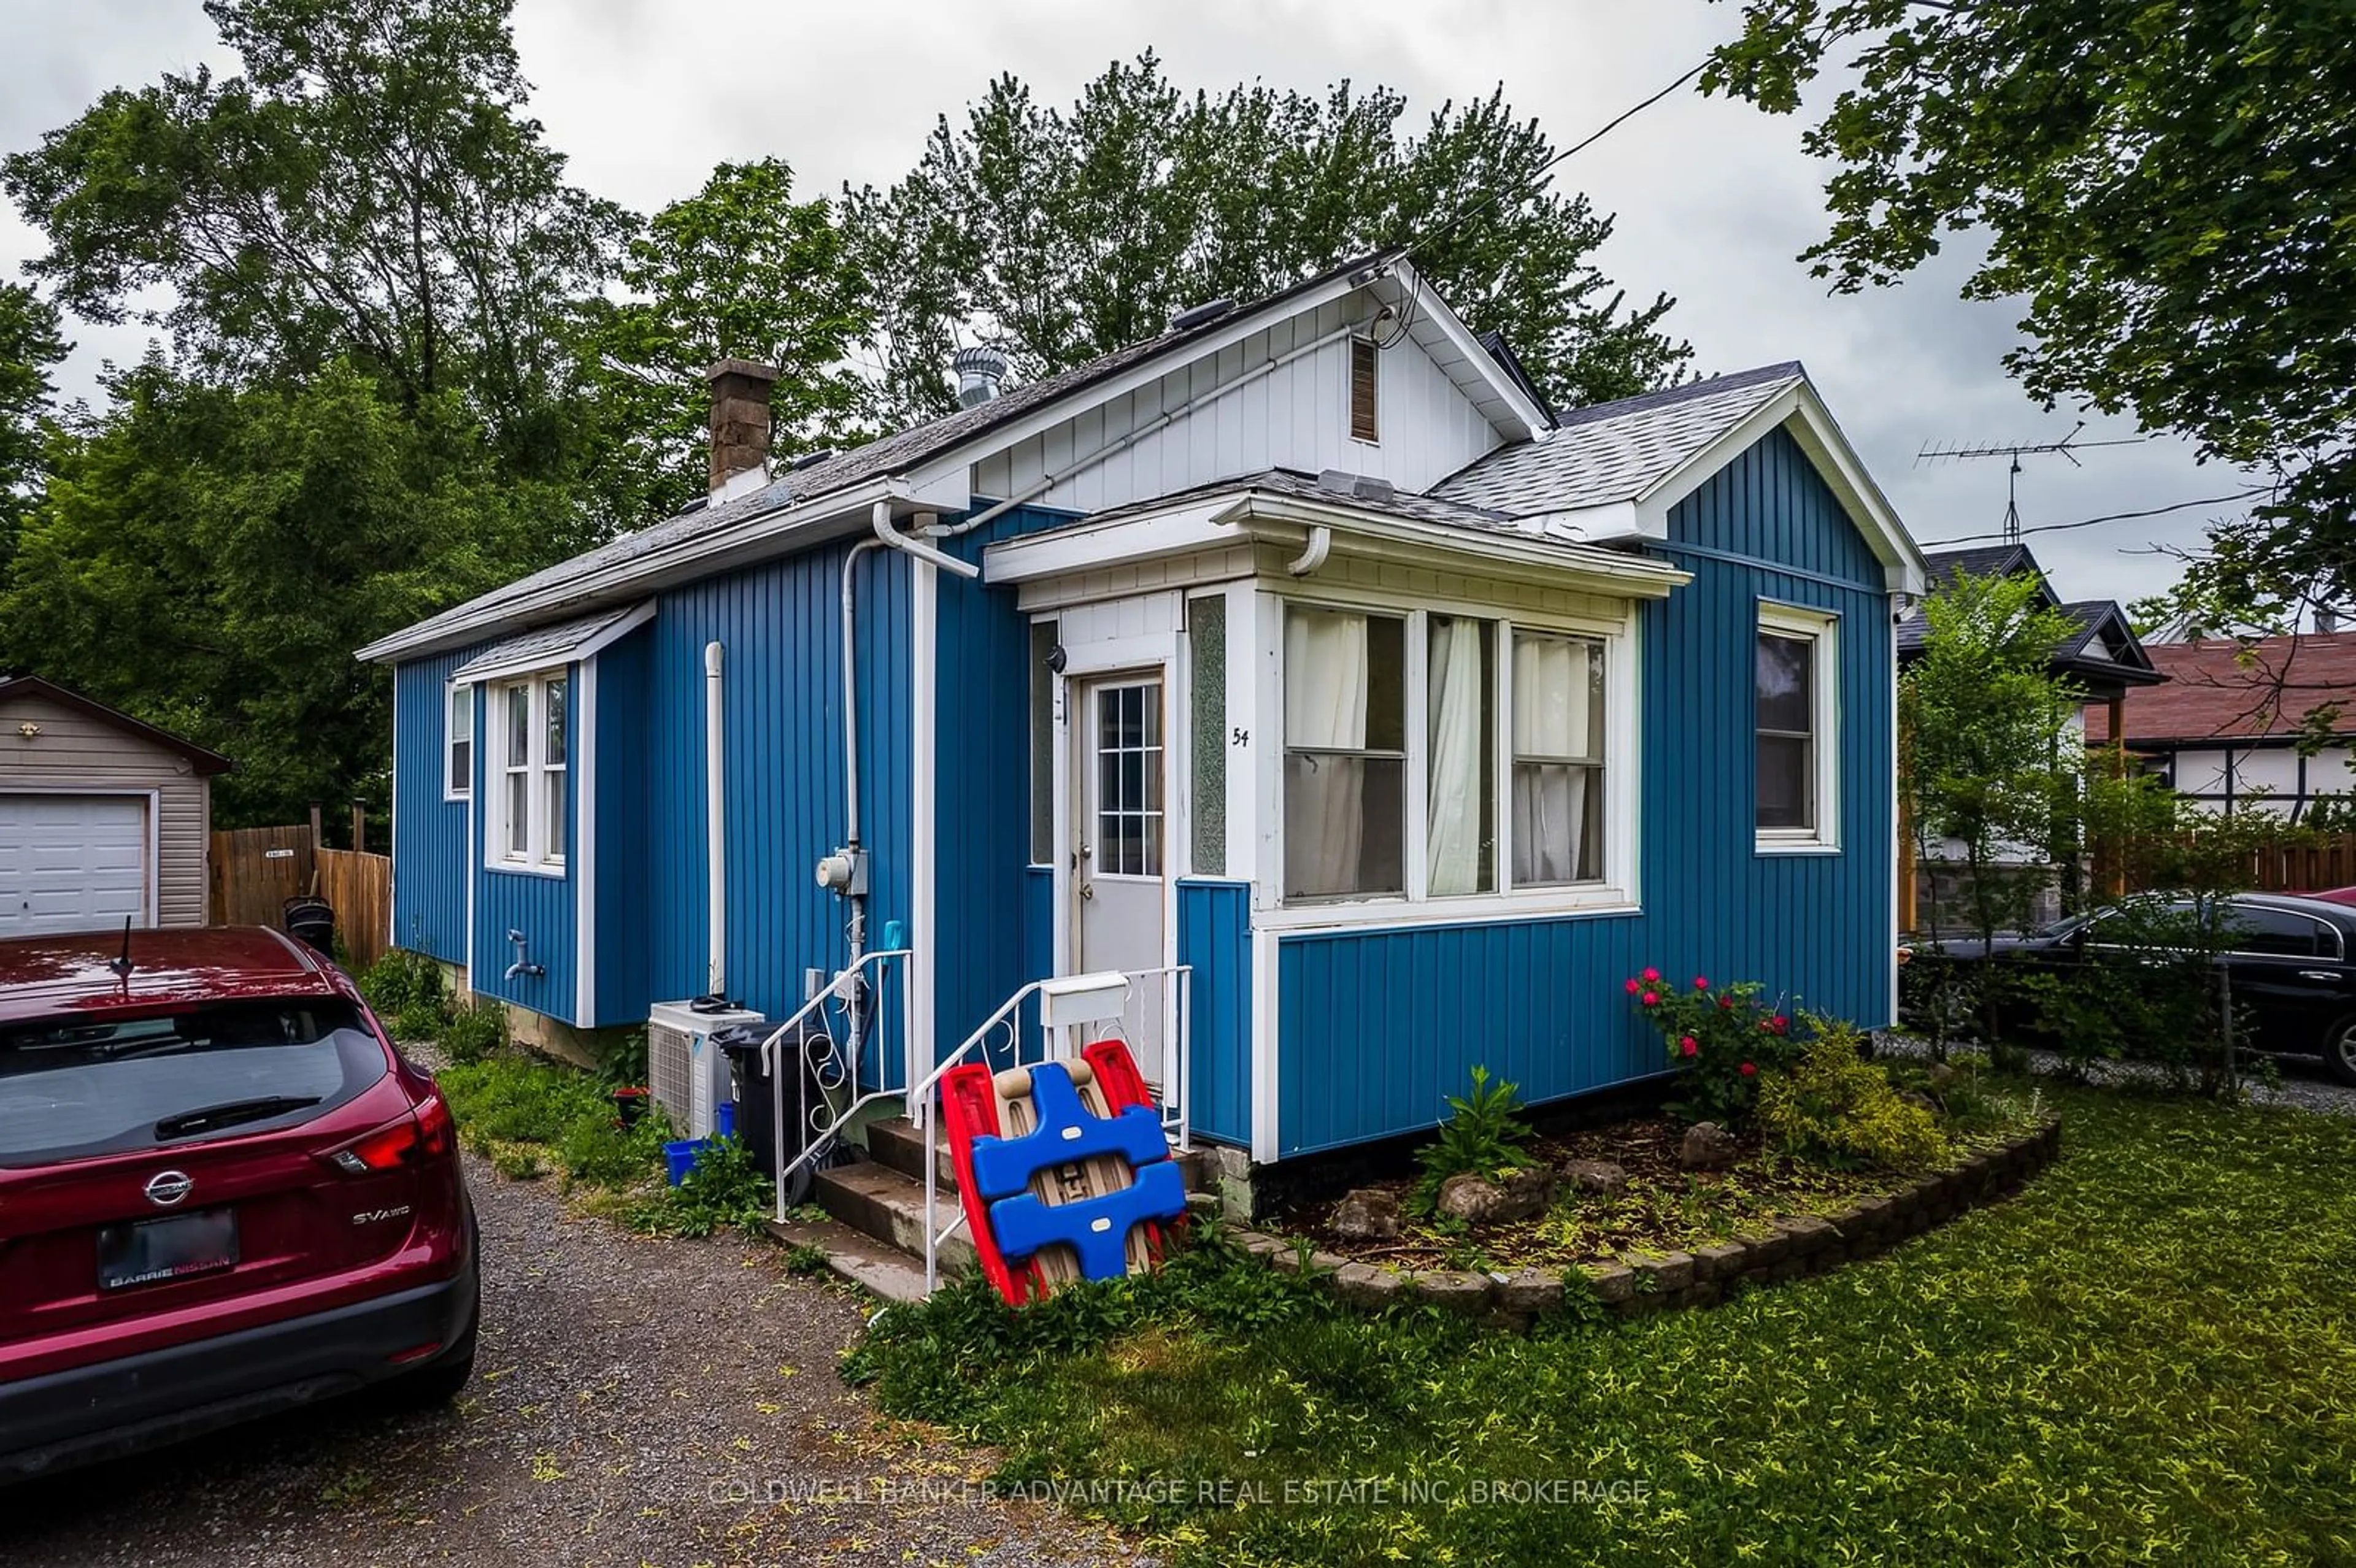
[704,640,725,996]
[1285,525,1333,576]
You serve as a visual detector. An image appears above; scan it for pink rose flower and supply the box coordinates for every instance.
[1694,976,1709,991]
[1641,991,1660,1007]
[1641,966,1661,983]
[1625,977,1641,994]
[1739,1061,1757,1078]
[1679,1036,1698,1058]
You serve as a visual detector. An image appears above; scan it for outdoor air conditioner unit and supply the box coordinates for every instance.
[647,1001,768,1140]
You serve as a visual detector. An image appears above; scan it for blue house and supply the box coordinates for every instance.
[361,252,1927,1210]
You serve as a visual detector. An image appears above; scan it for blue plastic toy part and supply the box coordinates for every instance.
[663,1138,704,1187]
[989,1160,1189,1280]
[966,1061,1171,1202]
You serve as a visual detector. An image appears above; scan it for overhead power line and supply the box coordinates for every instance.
[1404,58,1712,258]
[1913,488,2273,548]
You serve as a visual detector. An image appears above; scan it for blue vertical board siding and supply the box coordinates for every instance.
[642,542,913,1087]
[391,650,474,965]
[591,627,652,1025]
[472,663,579,1019]
[1274,428,1896,1158]
[931,504,1084,1058]
[1176,880,1252,1147]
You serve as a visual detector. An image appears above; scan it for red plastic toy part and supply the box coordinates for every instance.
[937,1039,1172,1305]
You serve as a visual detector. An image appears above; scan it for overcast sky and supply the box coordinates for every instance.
[0,0,2262,608]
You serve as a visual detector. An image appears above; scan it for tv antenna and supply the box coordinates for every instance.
[1915,422,2147,544]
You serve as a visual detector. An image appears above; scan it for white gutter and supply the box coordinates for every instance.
[1211,494,1693,598]
[704,640,726,996]
[1285,525,1333,577]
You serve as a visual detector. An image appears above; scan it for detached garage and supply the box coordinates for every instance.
[0,676,231,936]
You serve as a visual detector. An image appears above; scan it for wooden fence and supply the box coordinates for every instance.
[209,826,392,971]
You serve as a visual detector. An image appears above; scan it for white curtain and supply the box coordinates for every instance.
[1284,610,1368,896]
[1513,636,1592,885]
[1426,617,1485,895]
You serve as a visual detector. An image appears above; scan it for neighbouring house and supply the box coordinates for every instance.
[358,250,1927,1197]
[1895,543,2166,928]
[0,675,232,936]
[2086,631,2356,818]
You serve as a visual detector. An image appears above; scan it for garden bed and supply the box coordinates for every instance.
[1231,1115,2061,1328]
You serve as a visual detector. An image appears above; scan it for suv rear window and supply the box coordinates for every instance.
[0,1000,388,1167]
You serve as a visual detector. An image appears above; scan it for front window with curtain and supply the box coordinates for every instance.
[1512,632,1606,885]
[1282,604,1618,908]
[1284,607,1405,898]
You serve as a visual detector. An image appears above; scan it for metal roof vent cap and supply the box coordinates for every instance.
[952,345,1009,409]
[1168,298,1236,334]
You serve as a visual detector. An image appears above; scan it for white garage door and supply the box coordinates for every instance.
[0,794,150,937]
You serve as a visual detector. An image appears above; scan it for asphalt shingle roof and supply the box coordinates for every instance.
[372,252,1393,656]
[1431,362,1804,517]
[2087,633,2356,744]
[451,603,645,680]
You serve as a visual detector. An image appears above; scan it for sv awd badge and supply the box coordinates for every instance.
[351,1205,412,1226]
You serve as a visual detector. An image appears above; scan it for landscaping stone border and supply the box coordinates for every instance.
[1225,1118,2062,1334]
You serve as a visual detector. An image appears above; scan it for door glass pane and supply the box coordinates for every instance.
[2227,907,2325,957]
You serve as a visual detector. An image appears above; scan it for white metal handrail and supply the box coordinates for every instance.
[763,948,909,1224]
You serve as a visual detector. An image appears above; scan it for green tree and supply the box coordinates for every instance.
[1,359,558,824]
[0,282,69,574]
[575,158,872,524]
[1704,1,2356,632]
[845,53,1690,424]
[1902,569,2084,1042]
[1,0,628,477]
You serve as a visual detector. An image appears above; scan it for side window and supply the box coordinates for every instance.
[2225,907,2332,958]
[445,683,472,800]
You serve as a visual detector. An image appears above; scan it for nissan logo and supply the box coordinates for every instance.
[145,1170,194,1208]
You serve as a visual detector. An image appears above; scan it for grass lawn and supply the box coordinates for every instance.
[847,1084,2356,1566]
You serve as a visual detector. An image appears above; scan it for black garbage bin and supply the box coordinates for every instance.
[716,1022,836,1202]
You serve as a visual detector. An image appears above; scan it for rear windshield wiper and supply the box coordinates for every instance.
[155,1095,322,1140]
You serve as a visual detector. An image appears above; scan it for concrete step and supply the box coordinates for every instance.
[810,1159,979,1277]
[761,1212,932,1304]
[864,1112,1217,1196]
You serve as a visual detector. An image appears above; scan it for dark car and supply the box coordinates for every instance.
[0,926,479,1483]
[1904,892,2356,1085]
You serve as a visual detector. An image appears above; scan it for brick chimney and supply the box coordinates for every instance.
[707,358,779,499]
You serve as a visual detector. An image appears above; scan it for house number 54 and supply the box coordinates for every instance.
[1231,727,1249,747]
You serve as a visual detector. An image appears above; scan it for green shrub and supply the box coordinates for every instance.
[1409,1066,1536,1213]
[439,1000,507,1066]
[1757,1017,1951,1171]
[1627,967,1806,1124]
[437,1052,666,1193]
[359,949,447,1040]
[595,1026,650,1090]
[628,1132,774,1238]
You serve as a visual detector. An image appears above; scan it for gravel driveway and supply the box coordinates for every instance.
[0,1155,1141,1568]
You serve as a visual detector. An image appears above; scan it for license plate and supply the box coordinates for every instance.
[96,1209,240,1291]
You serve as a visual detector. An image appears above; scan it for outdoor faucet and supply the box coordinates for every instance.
[504,929,543,980]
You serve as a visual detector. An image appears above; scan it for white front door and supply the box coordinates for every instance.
[1071,675,1169,1088]
[0,793,150,936]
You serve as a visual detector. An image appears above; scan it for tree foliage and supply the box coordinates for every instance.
[574,158,872,524]
[1902,569,2085,945]
[845,53,1690,424]
[1705,1,2356,625]
[1,358,559,824]
[0,282,69,572]
[0,0,628,471]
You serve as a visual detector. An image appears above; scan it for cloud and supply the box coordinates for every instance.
[1,0,2245,604]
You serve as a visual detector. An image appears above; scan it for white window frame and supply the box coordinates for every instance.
[1755,600,1841,855]
[444,680,473,801]
[487,669,568,875]
[1261,582,1639,931]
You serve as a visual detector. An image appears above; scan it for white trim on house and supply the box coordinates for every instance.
[448,601,656,686]
[574,653,599,1023]
[1250,922,1280,1164]
[1755,599,1842,855]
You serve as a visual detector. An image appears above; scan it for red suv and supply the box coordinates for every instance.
[0,926,478,1482]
